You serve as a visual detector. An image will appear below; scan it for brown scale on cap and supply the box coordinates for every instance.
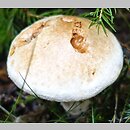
[9,46,16,56]
[74,21,82,28]
[31,23,44,39]
[9,22,45,56]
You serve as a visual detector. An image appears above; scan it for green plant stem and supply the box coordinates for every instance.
[92,105,95,123]
[0,105,16,122]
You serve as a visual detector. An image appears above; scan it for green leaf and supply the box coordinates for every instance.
[102,15,116,32]
[89,21,96,28]
[100,20,107,36]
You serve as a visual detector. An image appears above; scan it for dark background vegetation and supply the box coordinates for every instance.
[0,8,130,123]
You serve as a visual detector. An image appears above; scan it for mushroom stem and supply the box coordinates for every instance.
[60,100,91,117]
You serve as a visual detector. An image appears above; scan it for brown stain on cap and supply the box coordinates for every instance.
[70,34,88,53]
[69,19,88,54]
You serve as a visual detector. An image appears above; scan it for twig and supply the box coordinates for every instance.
[111,91,118,123]
[92,105,95,123]
[0,105,16,121]
[125,116,130,123]
[99,8,104,20]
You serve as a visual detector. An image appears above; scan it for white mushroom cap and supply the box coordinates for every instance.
[7,15,123,102]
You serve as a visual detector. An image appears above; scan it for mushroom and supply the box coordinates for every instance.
[7,15,123,117]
